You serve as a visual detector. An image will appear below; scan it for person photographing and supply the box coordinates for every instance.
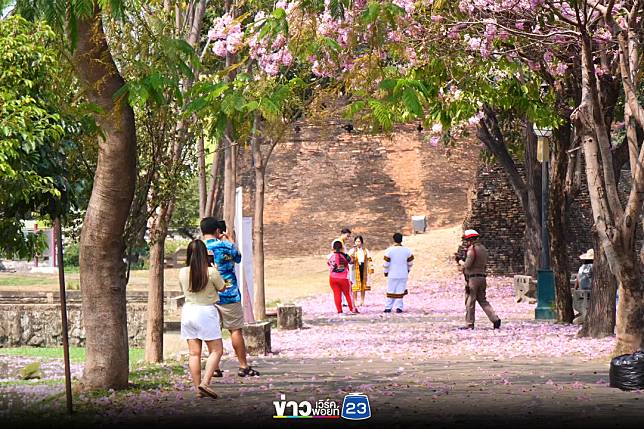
[200,217,260,377]
[457,229,501,330]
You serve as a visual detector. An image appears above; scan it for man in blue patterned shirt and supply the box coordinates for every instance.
[201,217,260,377]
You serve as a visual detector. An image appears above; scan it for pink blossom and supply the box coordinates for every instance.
[466,36,482,50]
[210,13,233,40]
[264,61,280,76]
[393,0,415,14]
[553,62,567,76]
[213,40,227,57]
[468,111,484,125]
[207,28,219,41]
[594,28,612,43]
[281,49,294,67]
[459,0,475,13]
[484,22,497,40]
[272,34,287,49]
[431,15,444,22]
[387,31,402,42]
[312,60,324,77]
[226,31,244,54]
[480,45,491,59]
[254,11,267,24]
[406,47,418,65]
[429,136,440,147]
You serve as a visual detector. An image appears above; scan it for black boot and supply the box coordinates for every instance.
[493,319,501,329]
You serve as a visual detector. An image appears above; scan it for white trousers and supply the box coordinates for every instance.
[385,277,408,310]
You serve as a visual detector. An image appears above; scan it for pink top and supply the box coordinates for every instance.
[328,252,351,279]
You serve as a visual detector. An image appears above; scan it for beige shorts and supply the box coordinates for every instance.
[215,302,245,331]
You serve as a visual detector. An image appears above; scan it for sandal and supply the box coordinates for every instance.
[238,366,260,377]
[213,369,223,378]
[198,384,219,399]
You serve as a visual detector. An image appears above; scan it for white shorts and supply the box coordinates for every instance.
[181,303,222,341]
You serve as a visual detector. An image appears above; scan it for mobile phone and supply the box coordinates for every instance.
[208,254,215,266]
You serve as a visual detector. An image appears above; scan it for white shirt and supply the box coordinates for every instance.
[383,245,414,279]
[350,248,367,264]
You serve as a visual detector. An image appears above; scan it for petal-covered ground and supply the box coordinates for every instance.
[2,276,640,428]
[274,276,615,361]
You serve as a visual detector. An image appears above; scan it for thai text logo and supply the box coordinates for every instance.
[273,394,341,419]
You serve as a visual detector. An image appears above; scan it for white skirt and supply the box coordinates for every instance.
[181,303,222,341]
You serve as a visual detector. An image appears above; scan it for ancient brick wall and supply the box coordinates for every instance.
[460,163,636,275]
[239,123,481,256]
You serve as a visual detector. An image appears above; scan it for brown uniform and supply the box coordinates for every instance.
[463,243,499,326]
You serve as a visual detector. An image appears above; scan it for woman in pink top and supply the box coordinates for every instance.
[328,240,358,314]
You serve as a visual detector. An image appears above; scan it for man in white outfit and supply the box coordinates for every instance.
[383,232,414,313]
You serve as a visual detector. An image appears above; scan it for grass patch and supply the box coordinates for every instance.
[0,378,67,388]
[0,275,57,287]
[0,347,145,367]
[128,361,185,391]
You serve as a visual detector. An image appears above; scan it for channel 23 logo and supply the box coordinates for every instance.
[341,393,371,420]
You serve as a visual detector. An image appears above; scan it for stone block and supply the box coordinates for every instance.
[514,275,536,302]
[572,289,591,318]
[277,304,303,330]
[242,321,271,356]
[168,295,185,312]
[19,361,43,380]
[0,303,146,348]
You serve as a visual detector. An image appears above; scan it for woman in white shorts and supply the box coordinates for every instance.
[179,239,227,399]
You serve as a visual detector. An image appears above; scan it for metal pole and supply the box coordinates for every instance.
[55,218,73,414]
[541,161,551,270]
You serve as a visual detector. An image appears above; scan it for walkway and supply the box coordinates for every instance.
[4,276,642,428]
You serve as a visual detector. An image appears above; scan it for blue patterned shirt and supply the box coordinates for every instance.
[204,238,242,304]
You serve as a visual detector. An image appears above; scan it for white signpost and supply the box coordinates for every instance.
[235,187,256,323]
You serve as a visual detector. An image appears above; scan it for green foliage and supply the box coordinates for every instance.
[170,177,201,231]
[63,242,80,267]
[164,238,190,257]
[0,16,90,259]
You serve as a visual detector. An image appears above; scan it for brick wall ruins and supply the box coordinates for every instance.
[239,123,481,256]
[461,163,636,275]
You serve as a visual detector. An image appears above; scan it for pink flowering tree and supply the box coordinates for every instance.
[359,0,644,351]
[293,1,644,341]
[191,0,330,320]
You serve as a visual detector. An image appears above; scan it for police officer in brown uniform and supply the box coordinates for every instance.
[457,230,501,330]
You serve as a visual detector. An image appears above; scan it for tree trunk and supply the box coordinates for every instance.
[205,147,225,217]
[614,255,644,354]
[574,34,644,354]
[549,127,574,323]
[222,0,238,240]
[144,204,172,363]
[523,120,542,278]
[223,124,237,238]
[579,234,617,338]
[523,218,541,277]
[73,9,135,390]
[198,135,207,219]
[252,165,266,321]
[477,106,542,277]
[251,122,266,321]
[143,1,208,364]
